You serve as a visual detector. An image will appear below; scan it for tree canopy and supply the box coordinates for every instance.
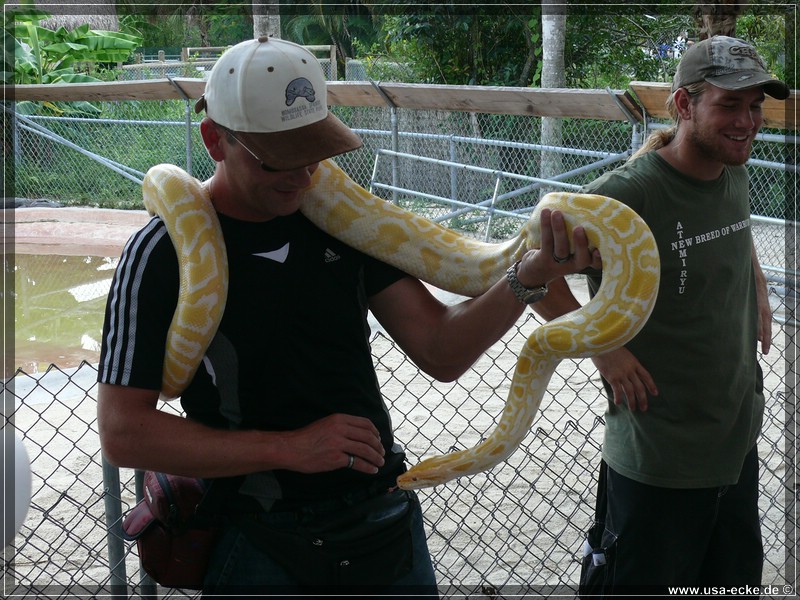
[24,2,793,89]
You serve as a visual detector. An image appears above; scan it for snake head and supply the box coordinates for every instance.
[396,451,487,490]
[396,470,440,490]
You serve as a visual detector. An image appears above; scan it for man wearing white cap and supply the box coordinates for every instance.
[534,36,789,596]
[97,37,600,595]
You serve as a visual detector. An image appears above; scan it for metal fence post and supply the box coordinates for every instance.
[167,76,194,176]
[370,80,399,205]
[102,455,128,599]
[449,135,458,202]
[134,469,158,600]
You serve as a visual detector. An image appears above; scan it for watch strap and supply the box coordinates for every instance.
[506,260,548,304]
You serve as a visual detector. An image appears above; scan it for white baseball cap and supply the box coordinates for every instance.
[195,36,362,170]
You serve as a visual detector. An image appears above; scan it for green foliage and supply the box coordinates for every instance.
[526,17,543,87]
[347,37,416,82]
[11,4,791,213]
[565,13,694,88]
[10,10,141,81]
[15,100,213,208]
[118,9,251,51]
[8,7,142,116]
[376,8,786,90]
[206,12,252,46]
[563,8,788,90]
[381,9,542,86]
[280,8,384,79]
[283,12,382,55]
[736,11,792,86]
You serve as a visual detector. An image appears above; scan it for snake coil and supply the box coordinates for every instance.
[142,159,660,490]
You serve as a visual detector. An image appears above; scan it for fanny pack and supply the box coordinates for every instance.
[236,488,416,587]
[122,472,224,590]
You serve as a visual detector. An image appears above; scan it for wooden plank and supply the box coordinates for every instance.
[616,90,645,123]
[4,207,149,257]
[6,79,641,121]
[5,78,207,102]
[326,81,387,108]
[628,82,672,120]
[345,81,639,120]
[6,79,792,126]
[630,81,797,130]
[364,82,639,121]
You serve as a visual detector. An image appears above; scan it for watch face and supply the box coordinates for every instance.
[506,262,547,304]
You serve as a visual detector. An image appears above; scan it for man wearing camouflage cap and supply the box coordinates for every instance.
[534,36,789,596]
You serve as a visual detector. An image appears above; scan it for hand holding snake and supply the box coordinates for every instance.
[142,160,659,490]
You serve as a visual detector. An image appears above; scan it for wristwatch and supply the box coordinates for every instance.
[506,260,548,304]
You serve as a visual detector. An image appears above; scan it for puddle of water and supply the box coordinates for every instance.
[11,254,117,373]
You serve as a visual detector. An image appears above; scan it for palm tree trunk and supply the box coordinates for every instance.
[693,0,749,39]
[540,1,566,193]
[253,0,281,39]
[38,0,119,31]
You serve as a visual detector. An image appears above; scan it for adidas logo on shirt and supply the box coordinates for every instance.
[324,248,341,263]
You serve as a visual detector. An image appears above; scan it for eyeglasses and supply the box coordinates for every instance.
[222,127,280,172]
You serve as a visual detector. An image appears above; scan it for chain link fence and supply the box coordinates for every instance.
[5,79,797,598]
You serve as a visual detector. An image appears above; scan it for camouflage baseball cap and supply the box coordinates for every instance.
[672,35,789,99]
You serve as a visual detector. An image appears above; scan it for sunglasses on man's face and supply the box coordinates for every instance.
[222,128,281,172]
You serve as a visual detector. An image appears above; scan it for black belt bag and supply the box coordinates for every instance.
[237,488,416,587]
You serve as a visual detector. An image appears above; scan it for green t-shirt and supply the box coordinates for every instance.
[583,151,765,488]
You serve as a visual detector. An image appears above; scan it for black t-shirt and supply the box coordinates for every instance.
[99,211,408,504]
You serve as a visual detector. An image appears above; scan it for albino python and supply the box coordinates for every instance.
[142,160,660,490]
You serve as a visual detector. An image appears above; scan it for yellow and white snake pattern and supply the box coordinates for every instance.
[142,160,660,490]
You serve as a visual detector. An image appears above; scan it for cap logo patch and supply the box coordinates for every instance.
[728,44,765,66]
[285,77,316,106]
[281,77,325,125]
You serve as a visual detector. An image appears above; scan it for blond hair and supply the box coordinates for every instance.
[630,81,708,160]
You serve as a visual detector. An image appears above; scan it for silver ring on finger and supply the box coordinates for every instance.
[346,454,355,469]
[552,252,572,264]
